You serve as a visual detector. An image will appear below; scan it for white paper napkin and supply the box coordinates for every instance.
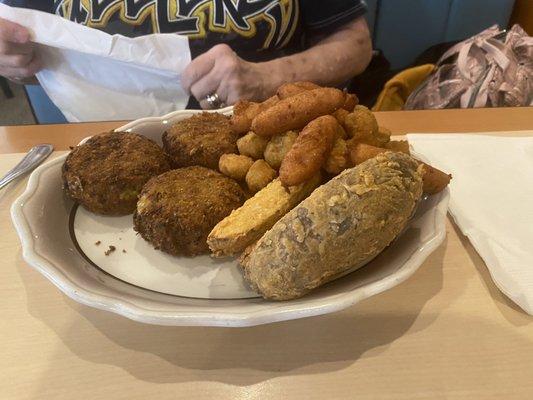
[408,133,533,314]
[0,4,191,122]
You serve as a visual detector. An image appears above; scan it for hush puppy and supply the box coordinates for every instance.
[280,115,338,186]
[324,138,349,175]
[219,153,254,181]
[263,130,298,169]
[237,132,269,159]
[246,160,277,193]
[344,105,390,147]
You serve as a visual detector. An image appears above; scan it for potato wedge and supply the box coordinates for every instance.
[207,174,321,257]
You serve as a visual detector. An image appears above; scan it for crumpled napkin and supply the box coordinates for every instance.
[408,133,533,314]
[0,4,191,122]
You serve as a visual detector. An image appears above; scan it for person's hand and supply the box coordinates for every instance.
[0,17,40,84]
[181,44,279,109]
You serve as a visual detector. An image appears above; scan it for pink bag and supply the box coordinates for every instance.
[405,24,532,109]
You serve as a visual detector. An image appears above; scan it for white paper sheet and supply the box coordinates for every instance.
[408,133,533,314]
[0,4,191,122]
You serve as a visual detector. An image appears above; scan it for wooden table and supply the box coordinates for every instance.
[1,107,533,399]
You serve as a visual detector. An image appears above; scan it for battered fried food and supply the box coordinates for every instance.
[344,105,380,144]
[276,81,320,99]
[133,167,245,256]
[280,115,338,186]
[342,93,358,111]
[263,130,298,169]
[335,121,348,139]
[251,88,345,137]
[207,174,321,257]
[162,112,238,170]
[246,159,277,193]
[385,140,410,154]
[332,108,349,132]
[420,164,452,195]
[237,131,269,159]
[276,83,358,112]
[240,152,423,300]
[219,153,254,181]
[230,96,279,135]
[62,132,171,215]
[324,138,349,175]
[375,126,392,146]
[348,142,451,194]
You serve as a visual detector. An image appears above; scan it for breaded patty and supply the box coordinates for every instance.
[162,112,238,169]
[62,132,171,215]
[133,166,246,256]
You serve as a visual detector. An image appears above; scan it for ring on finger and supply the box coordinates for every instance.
[205,93,223,109]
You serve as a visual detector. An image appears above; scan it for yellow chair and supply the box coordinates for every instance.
[372,64,435,111]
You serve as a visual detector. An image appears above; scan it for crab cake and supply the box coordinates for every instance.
[134,166,246,256]
[62,132,171,215]
[162,112,238,170]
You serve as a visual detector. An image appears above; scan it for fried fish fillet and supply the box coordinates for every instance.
[241,152,424,300]
[207,174,321,257]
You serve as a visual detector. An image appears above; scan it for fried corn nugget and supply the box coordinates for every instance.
[385,140,410,154]
[344,105,379,145]
[230,96,279,135]
[280,115,338,186]
[219,153,254,181]
[375,126,392,147]
[277,81,320,99]
[342,93,358,111]
[324,138,349,175]
[251,88,345,137]
[246,159,277,193]
[237,131,270,159]
[207,175,321,257]
[348,143,451,194]
[332,108,349,129]
[263,130,298,169]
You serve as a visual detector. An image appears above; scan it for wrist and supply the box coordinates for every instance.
[255,58,291,98]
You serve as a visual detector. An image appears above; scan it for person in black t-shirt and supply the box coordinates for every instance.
[0,1,371,109]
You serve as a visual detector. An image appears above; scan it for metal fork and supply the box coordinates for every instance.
[0,144,53,190]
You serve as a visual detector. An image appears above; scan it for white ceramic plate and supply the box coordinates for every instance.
[11,108,449,327]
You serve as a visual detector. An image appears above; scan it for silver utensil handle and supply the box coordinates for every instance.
[0,144,54,190]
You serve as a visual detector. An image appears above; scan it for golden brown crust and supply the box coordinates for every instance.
[237,132,269,159]
[251,88,345,137]
[245,159,277,193]
[207,175,321,257]
[343,105,380,145]
[230,96,279,135]
[133,167,245,256]
[218,153,254,181]
[342,93,358,111]
[263,130,298,169]
[348,142,451,194]
[332,108,349,132]
[384,140,410,154]
[279,115,338,186]
[162,112,238,170]
[276,81,320,99]
[420,163,452,195]
[241,152,423,300]
[324,138,349,174]
[62,132,171,215]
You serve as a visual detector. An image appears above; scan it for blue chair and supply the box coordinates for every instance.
[365,0,515,69]
[27,0,515,123]
[25,85,67,124]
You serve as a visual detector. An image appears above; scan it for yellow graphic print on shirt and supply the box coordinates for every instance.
[55,0,299,50]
